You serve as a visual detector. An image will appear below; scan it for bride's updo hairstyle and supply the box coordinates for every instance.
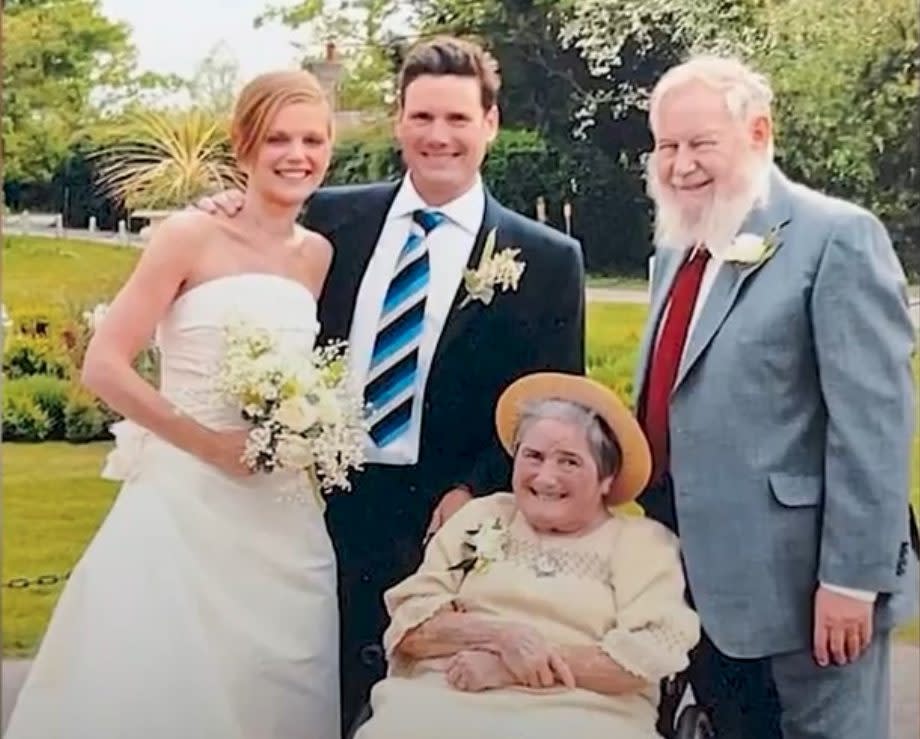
[230,69,333,165]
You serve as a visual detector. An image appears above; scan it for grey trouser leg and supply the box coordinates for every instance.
[770,631,891,739]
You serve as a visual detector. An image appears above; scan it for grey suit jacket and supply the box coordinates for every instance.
[634,166,918,659]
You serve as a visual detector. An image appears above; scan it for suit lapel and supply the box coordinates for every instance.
[318,184,399,341]
[672,168,793,392]
[430,191,502,362]
[672,262,745,390]
[634,251,684,403]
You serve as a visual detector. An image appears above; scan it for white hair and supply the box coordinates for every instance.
[512,398,622,481]
[649,55,775,156]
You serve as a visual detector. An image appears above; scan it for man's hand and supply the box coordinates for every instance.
[191,189,245,217]
[813,585,874,667]
[445,650,515,692]
[424,487,473,542]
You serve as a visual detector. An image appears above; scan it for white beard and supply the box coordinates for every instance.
[648,156,771,260]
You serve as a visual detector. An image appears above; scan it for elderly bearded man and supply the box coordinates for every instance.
[634,55,918,739]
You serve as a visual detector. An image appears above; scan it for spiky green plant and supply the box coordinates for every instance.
[92,108,245,209]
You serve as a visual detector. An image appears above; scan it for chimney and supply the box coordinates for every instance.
[304,38,344,110]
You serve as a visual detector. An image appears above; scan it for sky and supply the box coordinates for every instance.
[100,0,310,82]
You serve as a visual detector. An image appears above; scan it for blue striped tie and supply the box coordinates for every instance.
[364,209,446,447]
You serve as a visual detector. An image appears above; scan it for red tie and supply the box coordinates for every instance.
[643,249,711,484]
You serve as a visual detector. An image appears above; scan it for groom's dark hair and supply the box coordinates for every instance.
[397,36,501,111]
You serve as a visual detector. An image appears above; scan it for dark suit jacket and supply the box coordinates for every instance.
[305,181,585,517]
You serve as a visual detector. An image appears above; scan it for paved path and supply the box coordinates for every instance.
[587,288,920,331]
[3,646,918,735]
[3,225,143,247]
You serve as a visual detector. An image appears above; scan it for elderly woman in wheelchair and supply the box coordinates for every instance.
[353,372,701,739]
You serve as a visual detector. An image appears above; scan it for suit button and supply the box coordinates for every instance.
[361,572,370,583]
[359,644,384,667]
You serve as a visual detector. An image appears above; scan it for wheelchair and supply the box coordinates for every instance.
[345,663,715,739]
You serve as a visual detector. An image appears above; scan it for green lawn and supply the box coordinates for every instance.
[2,442,119,656]
[587,275,649,290]
[2,235,139,315]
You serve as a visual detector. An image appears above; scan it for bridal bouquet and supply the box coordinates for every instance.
[215,321,367,495]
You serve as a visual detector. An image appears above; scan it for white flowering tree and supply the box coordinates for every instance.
[561,0,919,273]
[559,0,761,135]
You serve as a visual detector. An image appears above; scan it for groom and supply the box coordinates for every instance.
[635,56,918,739]
[314,37,583,730]
[202,36,585,731]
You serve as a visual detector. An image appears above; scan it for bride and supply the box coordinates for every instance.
[6,70,341,739]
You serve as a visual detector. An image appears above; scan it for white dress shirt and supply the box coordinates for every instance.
[348,174,484,465]
[655,243,876,604]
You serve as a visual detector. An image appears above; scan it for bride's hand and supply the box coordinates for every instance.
[201,429,254,477]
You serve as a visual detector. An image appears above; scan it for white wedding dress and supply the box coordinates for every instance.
[5,274,340,739]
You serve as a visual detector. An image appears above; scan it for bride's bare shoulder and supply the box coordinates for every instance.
[147,210,224,248]
[293,225,332,264]
[294,225,331,250]
[139,212,237,270]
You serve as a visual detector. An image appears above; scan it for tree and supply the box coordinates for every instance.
[2,0,177,183]
[563,0,920,274]
[754,0,919,273]
[255,0,405,110]
[560,0,762,135]
[186,42,242,115]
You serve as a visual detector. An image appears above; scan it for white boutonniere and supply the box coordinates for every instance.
[723,219,791,266]
[460,228,526,308]
[448,517,509,575]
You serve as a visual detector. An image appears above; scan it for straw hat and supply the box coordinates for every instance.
[495,372,652,504]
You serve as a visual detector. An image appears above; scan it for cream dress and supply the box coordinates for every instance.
[356,493,700,739]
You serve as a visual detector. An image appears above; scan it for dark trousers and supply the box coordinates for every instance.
[688,632,783,739]
[325,466,434,736]
[639,479,782,737]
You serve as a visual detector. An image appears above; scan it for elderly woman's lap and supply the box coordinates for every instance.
[356,674,656,739]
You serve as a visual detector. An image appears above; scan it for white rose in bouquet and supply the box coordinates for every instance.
[276,434,315,469]
[275,396,319,433]
[315,387,343,425]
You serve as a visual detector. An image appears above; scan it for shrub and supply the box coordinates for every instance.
[2,386,51,441]
[134,347,161,387]
[63,388,118,443]
[3,334,72,379]
[5,375,71,439]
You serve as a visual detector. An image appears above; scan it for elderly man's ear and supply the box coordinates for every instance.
[750,114,772,152]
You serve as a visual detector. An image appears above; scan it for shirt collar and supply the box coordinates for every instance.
[389,173,485,236]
